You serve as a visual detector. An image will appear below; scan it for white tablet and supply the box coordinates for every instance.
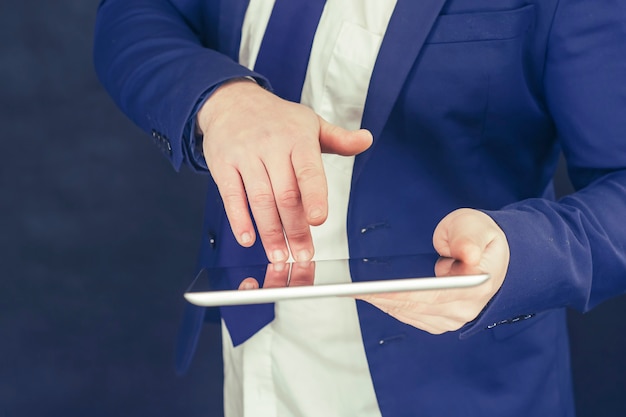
[184,254,490,307]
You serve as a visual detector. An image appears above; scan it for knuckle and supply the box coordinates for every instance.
[294,162,323,184]
[221,190,244,206]
[260,225,285,240]
[276,189,302,209]
[286,226,310,242]
[219,182,243,202]
[249,190,275,209]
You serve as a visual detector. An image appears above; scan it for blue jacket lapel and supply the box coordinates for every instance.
[355,0,448,180]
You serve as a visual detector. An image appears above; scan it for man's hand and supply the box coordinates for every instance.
[197,80,372,263]
[357,209,509,334]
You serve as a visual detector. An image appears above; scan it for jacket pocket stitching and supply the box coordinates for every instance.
[426,4,535,44]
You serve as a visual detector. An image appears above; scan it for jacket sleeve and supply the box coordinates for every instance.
[464,0,626,336]
[93,0,269,171]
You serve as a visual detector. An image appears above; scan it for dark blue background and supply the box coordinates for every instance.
[1,1,624,416]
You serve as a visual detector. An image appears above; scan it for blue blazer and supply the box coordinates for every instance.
[94,0,626,415]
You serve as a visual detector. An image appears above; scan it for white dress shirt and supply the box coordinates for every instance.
[223,1,397,416]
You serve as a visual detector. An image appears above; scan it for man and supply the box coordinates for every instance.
[94,0,626,415]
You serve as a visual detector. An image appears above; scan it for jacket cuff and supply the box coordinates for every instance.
[459,205,586,338]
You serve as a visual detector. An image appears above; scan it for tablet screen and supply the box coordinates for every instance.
[184,253,489,307]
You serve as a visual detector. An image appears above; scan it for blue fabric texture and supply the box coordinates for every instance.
[94,0,626,415]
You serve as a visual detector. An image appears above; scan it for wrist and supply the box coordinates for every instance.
[196,77,259,136]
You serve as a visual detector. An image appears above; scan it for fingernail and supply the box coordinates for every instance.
[309,206,323,220]
[296,250,312,262]
[272,249,288,263]
[241,232,252,245]
[272,262,286,272]
[241,281,256,290]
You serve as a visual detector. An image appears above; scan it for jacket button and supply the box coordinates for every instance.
[208,233,216,249]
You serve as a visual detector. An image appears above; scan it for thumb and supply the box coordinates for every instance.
[433,209,496,266]
[318,117,373,156]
